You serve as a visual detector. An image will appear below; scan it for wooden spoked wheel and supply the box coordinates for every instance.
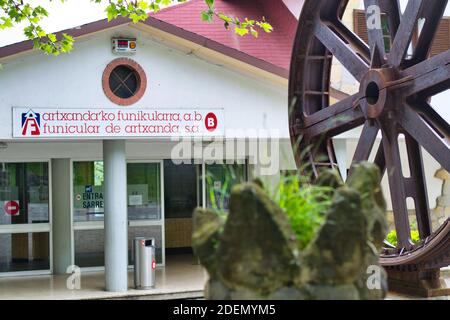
[289,0,450,293]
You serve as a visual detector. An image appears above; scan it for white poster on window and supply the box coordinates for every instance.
[28,203,49,222]
[12,108,224,139]
[129,195,143,206]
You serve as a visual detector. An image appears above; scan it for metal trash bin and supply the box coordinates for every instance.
[133,237,156,289]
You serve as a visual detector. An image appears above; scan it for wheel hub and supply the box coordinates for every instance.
[359,67,396,119]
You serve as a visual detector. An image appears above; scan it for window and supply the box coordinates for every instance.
[109,65,139,99]
[0,233,50,273]
[72,161,164,268]
[164,161,202,251]
[164,161,202,219]
[381,16,391,53]
[429,18,450,57]
[102,58,147,106]
[0,163,49,225]
[354,10,450,57]
[0,162,50,274]
[73,161,104,222]
[127,163,162,221]
[353,10,392,53]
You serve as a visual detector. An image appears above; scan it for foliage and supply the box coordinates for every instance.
[272,172,334,250]
[386,229,421,247]
[0,0,272,56]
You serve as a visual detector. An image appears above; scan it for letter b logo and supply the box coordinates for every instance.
[205,113,218,132]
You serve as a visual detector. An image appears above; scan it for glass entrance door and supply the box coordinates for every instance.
[73,161,105,268]
[0,162,51,275]
[163,161,202,255]
[127,162,164,265]
[72,160,164,269]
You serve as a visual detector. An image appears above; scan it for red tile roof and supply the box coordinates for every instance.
[151,0,297,72]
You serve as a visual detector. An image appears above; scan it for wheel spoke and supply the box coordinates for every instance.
[314,22,369,81]
[302,94,359,128]
[334,19,371,62]
[295,95,366,141]
[380,122,413,248]
[348,121,380,177]
[374,140,386,176]
[404,133,432,238]
[398,103,450,173]
[302,108,365,141]
[389,0,425,66]
[364,0,386,55]
[352,121,380,163]
[410,0,448,64]
[414,100,450,139]
[402,49,450,97]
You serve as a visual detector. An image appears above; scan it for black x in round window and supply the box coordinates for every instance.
[108,65,139,99]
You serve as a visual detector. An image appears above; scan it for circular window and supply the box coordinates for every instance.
[102,58,147,106]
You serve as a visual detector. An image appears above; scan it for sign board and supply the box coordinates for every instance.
[73,185,104,215]
[128,184,148,206]
[112,38,137,54]
[129,195,143,206]
[13,108,225,139]
[3,201,20,216]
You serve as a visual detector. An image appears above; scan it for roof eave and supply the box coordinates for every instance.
[0,15,289,79]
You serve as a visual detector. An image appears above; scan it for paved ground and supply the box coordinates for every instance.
[0,256,448,300]
[0,254,206,300]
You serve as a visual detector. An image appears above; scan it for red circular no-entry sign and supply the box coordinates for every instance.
[4,201,20,216]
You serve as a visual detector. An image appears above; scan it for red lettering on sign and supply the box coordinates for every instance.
[22,118,41,136]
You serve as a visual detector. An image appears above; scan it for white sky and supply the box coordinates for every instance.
[0,0,182,47]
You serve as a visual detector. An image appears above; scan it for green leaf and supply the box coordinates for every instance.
[234,26,249,37]
[201,10,213,23]
[218,13,232,23]
[105,5,118,21]
[257,21,273,33]
[204,0,214,8]
[47,33,57,42]
[137,1,148,10]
